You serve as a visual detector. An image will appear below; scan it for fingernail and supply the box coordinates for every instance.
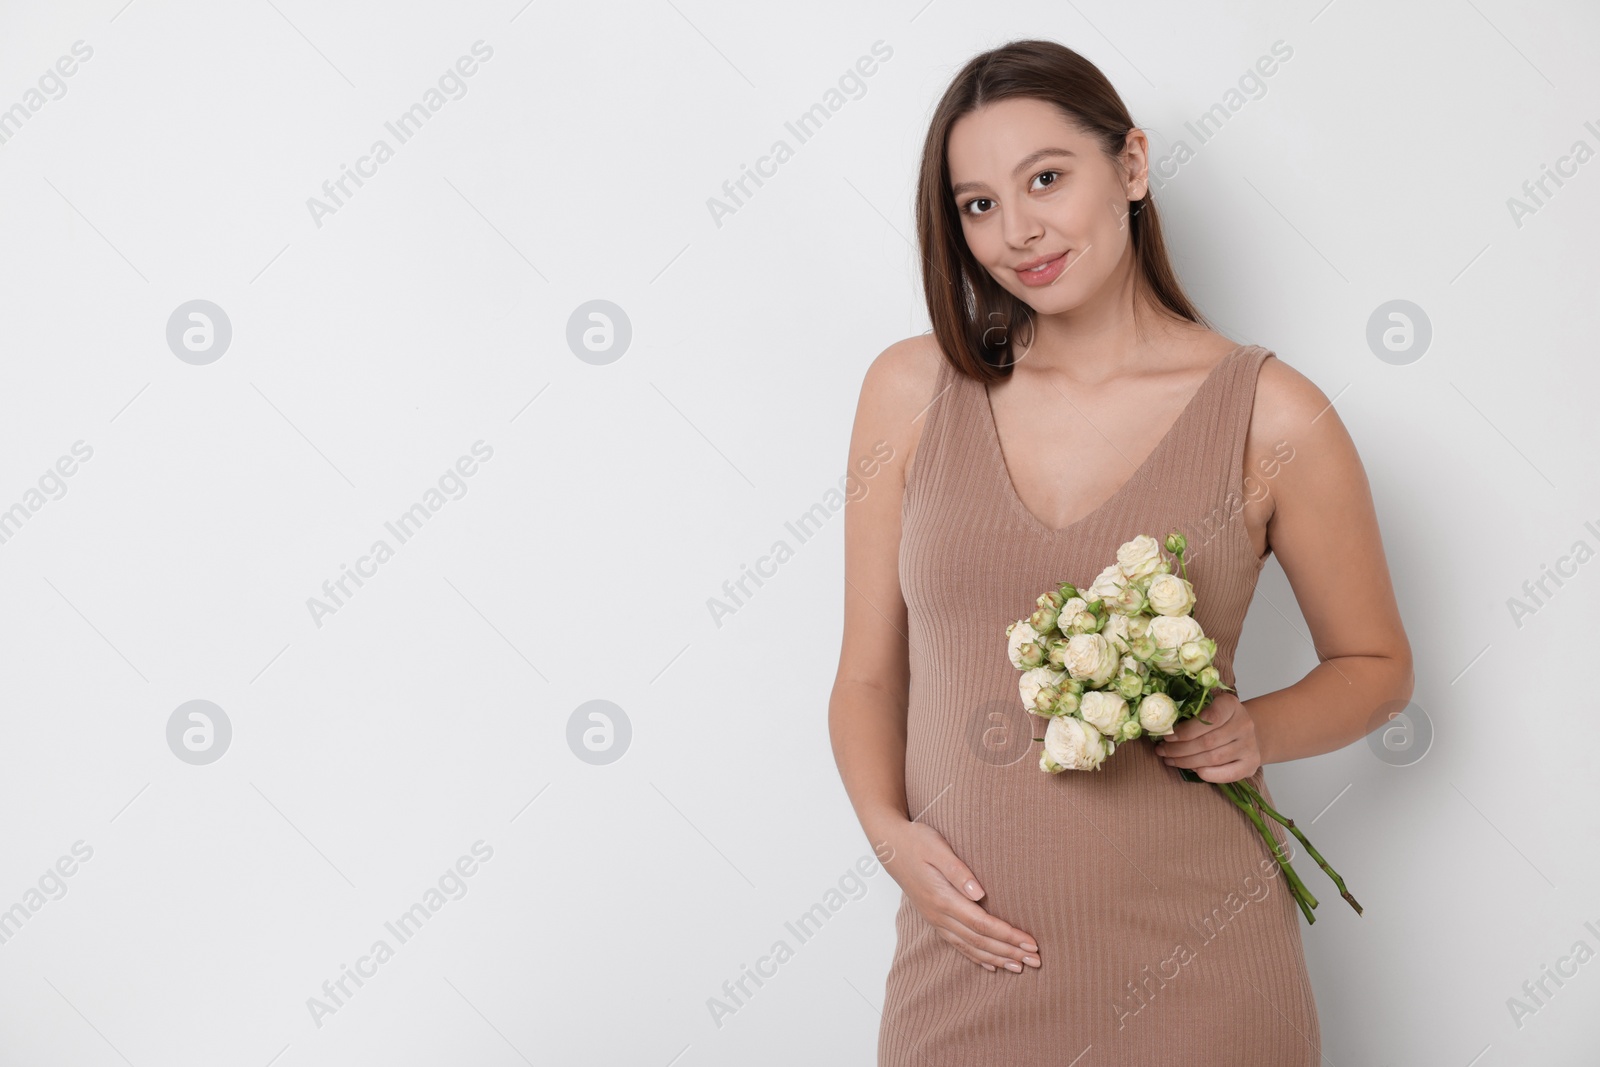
[983,962,996,971]
[1005,960,1023,973]
[1023,955,1040,967]
[1021,941,1038,953]
[964,880,982,899]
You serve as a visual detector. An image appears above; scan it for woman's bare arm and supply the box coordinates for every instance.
[1235,356,1414,766]
[829,336,1042,973]
[828,336,938,849]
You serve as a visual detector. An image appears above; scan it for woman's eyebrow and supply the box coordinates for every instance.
[951,147,1077,196]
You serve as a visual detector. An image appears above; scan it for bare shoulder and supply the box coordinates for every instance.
[1244,349,1369,525]
[853,333,948,487]
[1251,349,1345,449]
[859,332,945,411]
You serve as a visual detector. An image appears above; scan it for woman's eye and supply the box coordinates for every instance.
[960,172,1061,216]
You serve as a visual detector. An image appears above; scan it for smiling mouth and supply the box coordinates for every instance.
[1018,252,1067,273]
[1013,250,1073,286]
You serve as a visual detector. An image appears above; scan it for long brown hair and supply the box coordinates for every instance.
[916,39,1210,381]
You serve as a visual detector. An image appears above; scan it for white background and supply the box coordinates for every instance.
[1,1,1598,1064]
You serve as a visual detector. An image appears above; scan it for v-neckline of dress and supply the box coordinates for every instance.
[981,343,1251,538]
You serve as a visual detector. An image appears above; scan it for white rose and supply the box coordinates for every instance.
[1006,620,1042,669]
[1061,633,1120,687]
[1103,613,1132,654]
[1138,692,1180,736]
[1043,714,1112,771]
[1147,572,1196,616]
[1178,639,1215,673]
[1146,615,1205,672]
[1147,614,1204,647]
[1086,563,1125,604]
[1108,581,1147,616]
[1079,690,1131,737]
[1057,596,1093,634]
[1019,666,1067,712]
[1117,535,1165,580]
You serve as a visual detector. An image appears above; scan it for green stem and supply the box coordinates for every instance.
[1221,782,1318,924]
[1237,780,1363,916]
[1243,785,1319,914]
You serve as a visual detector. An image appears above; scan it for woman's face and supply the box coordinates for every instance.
[946,96,1147,315]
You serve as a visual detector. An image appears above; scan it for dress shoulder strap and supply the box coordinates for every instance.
[901,346,964,502]
[1203,343,1280,518]
[1180,344,1276,566]
[1218,344,1276,510]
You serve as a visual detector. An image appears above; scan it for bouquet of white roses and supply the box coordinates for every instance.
[1004,531,1360,925]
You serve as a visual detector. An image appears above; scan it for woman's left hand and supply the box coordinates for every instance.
[1153,692,1262,783]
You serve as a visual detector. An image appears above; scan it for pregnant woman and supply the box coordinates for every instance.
[827,39,1413,1065]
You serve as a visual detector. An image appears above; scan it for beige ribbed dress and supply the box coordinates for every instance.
[879,343,1321,1065]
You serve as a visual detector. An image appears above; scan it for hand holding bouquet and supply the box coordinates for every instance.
[1004,531,1361,925]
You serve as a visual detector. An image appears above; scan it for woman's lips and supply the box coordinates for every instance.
[1014,251,1069,287]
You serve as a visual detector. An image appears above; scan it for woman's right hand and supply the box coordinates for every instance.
[879,819,1042,973]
